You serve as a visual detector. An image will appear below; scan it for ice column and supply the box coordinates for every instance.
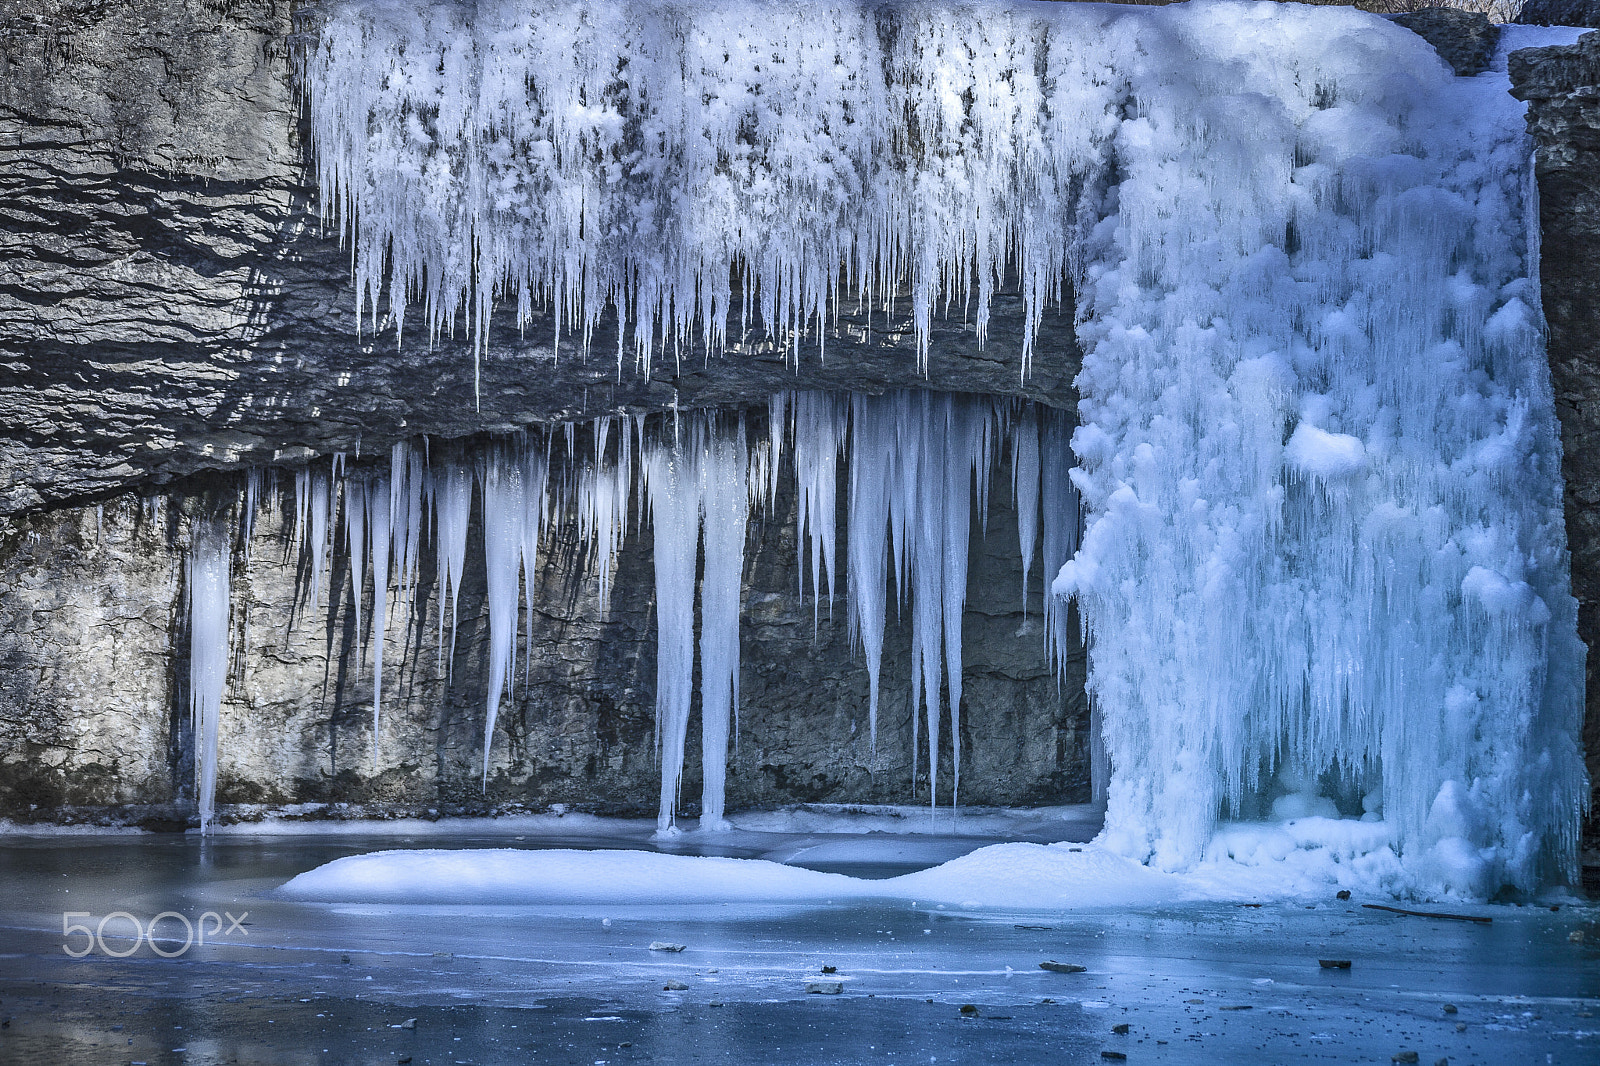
[366,470,391,769]
[480,447,527,785]
[433,459,472,672]
[646,438,701,834]
[698,427,749,828]
[848,393,895,756]
[188,518,231,834]
[793,392,841,624]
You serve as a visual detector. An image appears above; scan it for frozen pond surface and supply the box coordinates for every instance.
[0,815,1595,1064]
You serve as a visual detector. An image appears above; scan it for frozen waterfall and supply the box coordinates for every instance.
[179,0,1592,890]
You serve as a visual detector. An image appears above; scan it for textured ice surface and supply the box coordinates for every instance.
[1051,6,1584,895]
[301,0,1107,371]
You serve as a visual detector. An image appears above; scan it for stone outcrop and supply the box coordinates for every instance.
[1391,8,1499,77]
[1510,30,1600,840]
[1517,0,1600,28]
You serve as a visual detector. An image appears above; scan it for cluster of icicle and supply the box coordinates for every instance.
[293,0,1585,890]
[189,393,1077,834]
[300,0,1105,374]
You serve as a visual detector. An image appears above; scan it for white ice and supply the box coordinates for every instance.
[187,518,231,835]
[1053,3,1584,895]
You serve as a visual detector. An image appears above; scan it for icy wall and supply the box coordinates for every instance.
[0,395,1085,825]
[299,0,1586,891]
[204,394,1080,834]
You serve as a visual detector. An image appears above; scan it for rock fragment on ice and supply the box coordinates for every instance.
[1039,961,1086,973]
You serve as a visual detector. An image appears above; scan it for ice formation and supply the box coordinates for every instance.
[1047,5,1585,894]
[187,518,231,835]
[170,0,1583,891]
[223,394,1061,833]
[299,0,1101,374]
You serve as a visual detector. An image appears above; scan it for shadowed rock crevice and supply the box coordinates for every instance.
[1511,29,1600,844]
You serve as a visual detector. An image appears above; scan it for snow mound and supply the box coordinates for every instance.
[278,848,862,906]
[279,841,1199,910]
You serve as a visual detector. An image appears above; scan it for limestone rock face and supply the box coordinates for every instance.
[1517,0,1600,28]
[1391,8,1499,77]
[1510,30,1600,833]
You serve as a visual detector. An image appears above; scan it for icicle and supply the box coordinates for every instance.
[847,393,893,759]
[1012,407,1041,620]
[698,424,747,830]
[908,394,947,808]
[1039,408,1077,679]
[390,441,423,598]
[793,392,842,627]
[521,438,550,691]
[433,459,472,675]
[939,401,977,810]
[345,476,367,655]
[188,517,231,835]
[307,468,331,616]
[579,418,628,617]
[481,447,527,786]
[646,436,700,835]
[241,468,262,562]
[293,468,310,559]
[767,392,788,511]
[366,471,391,770]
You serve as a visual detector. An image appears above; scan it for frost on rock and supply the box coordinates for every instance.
[275,0,1585,892]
